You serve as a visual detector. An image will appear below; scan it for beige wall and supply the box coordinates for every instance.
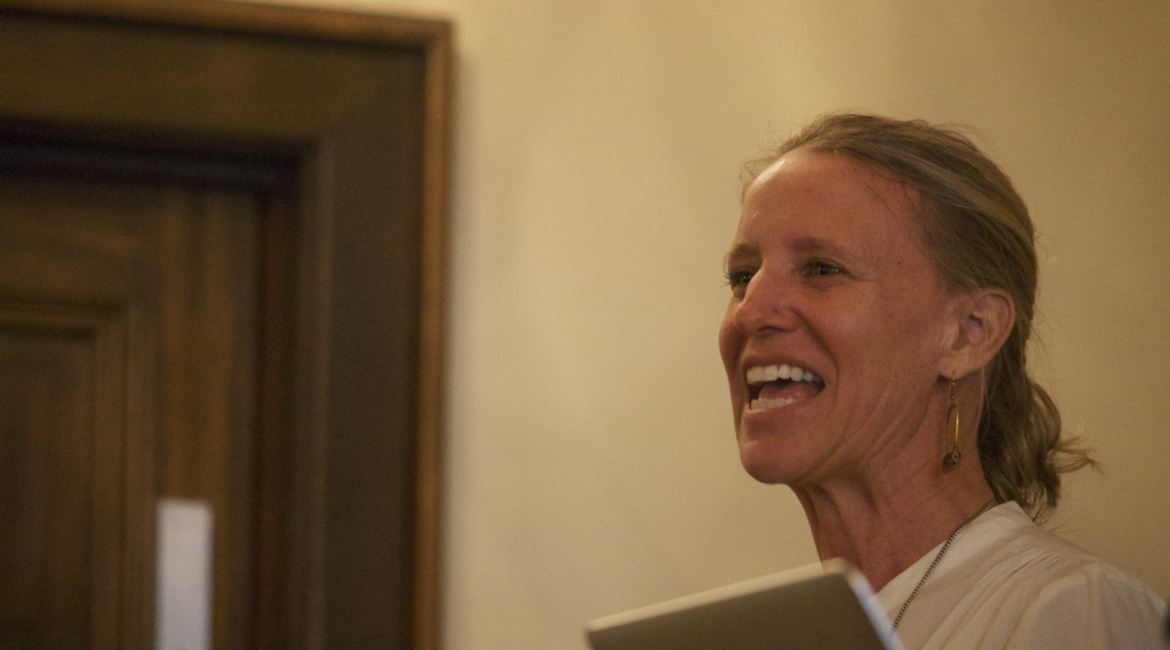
[253,0,1168,648]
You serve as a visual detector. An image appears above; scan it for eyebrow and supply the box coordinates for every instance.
[724,242,757,261]
[789,236,855,260]
[725,237,861,264]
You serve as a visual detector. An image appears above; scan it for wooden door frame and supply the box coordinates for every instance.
[0,1,451,648]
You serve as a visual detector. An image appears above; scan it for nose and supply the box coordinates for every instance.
[733,268,799,335]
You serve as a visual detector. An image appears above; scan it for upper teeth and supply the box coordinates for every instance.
[746,364,820,385]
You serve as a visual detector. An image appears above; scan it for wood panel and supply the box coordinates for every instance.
[0,174,261,649]
[0,298,135,650]
[0,1,451,648]
[0,325,96,650]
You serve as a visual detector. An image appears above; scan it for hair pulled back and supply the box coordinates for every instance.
[745,113,1092,520]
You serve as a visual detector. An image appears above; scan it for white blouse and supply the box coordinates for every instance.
[875,501,1167,650]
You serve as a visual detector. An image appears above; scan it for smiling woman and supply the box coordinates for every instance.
[718,114,1167,650]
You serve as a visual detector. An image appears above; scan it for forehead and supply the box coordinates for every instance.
[733,150,925,258]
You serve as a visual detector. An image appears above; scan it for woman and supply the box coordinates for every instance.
[718,114,1166,649]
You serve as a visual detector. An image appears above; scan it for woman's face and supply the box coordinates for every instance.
[719,150,956,486]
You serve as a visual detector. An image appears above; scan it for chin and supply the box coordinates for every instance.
[738,440,804,485]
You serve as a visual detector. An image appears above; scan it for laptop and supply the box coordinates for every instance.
[585,559,905,650]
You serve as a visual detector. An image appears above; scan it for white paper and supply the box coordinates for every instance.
[155,498,213,650]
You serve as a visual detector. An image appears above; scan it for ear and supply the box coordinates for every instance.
[939,288,1015,380]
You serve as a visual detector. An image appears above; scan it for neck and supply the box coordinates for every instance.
[791,445,994,592]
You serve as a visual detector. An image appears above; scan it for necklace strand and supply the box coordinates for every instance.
[890,499,997,631]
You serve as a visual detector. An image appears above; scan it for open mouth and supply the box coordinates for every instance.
[745,363,825,410]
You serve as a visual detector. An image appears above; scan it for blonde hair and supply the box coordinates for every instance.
[745,113,1092,520]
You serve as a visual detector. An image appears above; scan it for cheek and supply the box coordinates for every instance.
[717,307,741,376]
[832,297,947,389]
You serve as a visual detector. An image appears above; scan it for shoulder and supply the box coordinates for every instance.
[995,507,1159,598]
[897,502,1168,650]
[971,504,1168,649]
[1005,560,1167,650]
[996,511,1109,579]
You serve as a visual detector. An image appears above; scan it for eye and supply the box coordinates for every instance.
[725,267,756,290]
[807,261,843,277]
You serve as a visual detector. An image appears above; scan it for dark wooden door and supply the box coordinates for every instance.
[0,170,263,650]
[0,2,450,649]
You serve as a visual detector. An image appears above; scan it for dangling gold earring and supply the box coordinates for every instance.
[942,377,962,473]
